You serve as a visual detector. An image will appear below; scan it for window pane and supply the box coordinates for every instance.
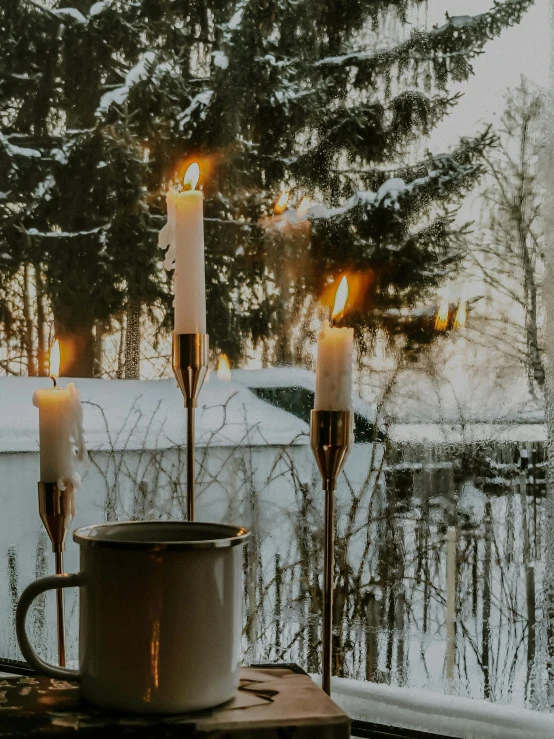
[0,0,552,728]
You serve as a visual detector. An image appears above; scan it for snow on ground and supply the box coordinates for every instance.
[389,423,547,443]
[0,377,308,453]
[314,676,554,739]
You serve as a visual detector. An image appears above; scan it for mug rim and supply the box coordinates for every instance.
[73,521,250,551]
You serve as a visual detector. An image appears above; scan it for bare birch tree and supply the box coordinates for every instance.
[469,79,545,395]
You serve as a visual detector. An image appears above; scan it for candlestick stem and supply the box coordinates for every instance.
[323,480,334,696]
[186,401,195,522]
[172,334,209,522]
[310,410,353,696]
[38,482,73,667]
[54,549,66,667]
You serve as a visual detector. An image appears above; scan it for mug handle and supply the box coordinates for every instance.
[16,573,84,680]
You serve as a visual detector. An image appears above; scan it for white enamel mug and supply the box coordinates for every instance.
[16,521,250,714]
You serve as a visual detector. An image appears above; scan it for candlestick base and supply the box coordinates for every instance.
[172,333,209,406]
[38,482,74,668]
[310,410,353,697]
[172,334,209,522]
[38,482,74,554]
[310,410,353,490]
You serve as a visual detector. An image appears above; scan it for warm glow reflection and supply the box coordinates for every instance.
[297,196,310,217]
[435,298,449,332]
[274,191,289,215]
[332,276,349,319]
[49,341,61,379]
[454,301,467,329]
[217,354,231,382]
[183,162,200,190]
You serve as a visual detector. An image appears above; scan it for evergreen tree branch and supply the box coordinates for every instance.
[316,1,534,91]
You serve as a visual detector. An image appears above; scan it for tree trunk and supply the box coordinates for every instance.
[124,299,141,380]
[273,305,293,365]
[525,261,545,387]
[22,264,36,376]
[537,83,554,708]
[365,593,380,682]
[516,114,545,389]
[445,526,457,686]
[54,322,95,377]
[472,535,479,619]
[385,586,395,675]
[274,554,282,652]
[116,320,125,379]
[34,264,47,376]
[395,560,406,685]
[544,388,554,708]
[519,471,536,693]
[93,322,104,378]
[32,537,48,650]
[482,497,492,700]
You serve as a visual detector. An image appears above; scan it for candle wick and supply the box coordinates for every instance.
[51,377,57,388]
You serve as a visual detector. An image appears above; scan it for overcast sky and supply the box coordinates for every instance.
[425,0,550,152]
[407,1,551,304]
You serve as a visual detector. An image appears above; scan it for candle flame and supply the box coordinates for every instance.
[296,196,311,217]
[49,341,61,380]
[217,354,231,382]
[454,301,467,329]
[183,162,200,190]
[332,276,349,320]
[435,298,449,332]
[274,191,289,215]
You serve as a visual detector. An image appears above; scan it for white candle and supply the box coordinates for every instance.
[159,163,206,334]
[314,320,354,410]
[314,277,354,411]
[32,343,89,489]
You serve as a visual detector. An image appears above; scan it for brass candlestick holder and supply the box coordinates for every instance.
[38,481,74,667]
[172,333,209,522]
[310,410,353,696]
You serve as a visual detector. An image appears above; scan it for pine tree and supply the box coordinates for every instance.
[0,0,533,375]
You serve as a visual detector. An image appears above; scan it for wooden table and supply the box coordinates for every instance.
[0,664,350,737]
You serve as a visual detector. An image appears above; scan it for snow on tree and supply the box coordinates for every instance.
[0,0,534,375]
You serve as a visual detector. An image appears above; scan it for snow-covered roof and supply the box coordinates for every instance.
[0,377,309,454]
[231,367,377,423]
